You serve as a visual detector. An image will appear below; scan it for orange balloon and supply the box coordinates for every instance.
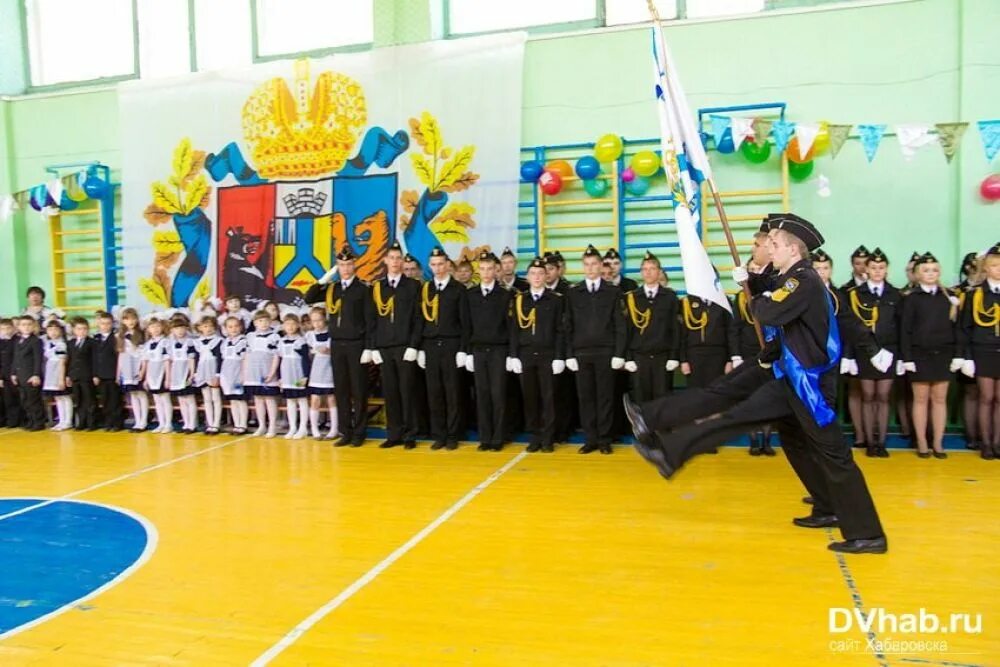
[786,136,815,164]
[545,159,574,179]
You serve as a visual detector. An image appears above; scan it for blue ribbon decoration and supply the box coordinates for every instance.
[763,289,842,427]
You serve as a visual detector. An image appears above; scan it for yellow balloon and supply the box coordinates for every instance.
[630,150,661,178]
[812,121,830,156]
[594,134,624,163]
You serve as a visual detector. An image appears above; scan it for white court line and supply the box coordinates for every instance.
[0,435,253,523]
[0,498,159,642]
[251,450,529,666]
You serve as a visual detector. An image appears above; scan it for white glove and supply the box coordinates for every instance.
[624,360,638,373]
[456,351,468,368]
[360,349,373,364]
[417,350,427,369]
[870,348,894,374]
[731,355,743,369]
[895,360,906,376]
[403,347,418,363]
[505,357,514,372]
[840,358,852,375]
[465,355,475,372]
[611,356,625,370]
[731,265,749,284]
[566,358,579,372]
[961,359,976,378]
[666,359,680,372]
[317,266,338,285]
[849,359,859,376]
[552,360,566,375]
[371,350,384,365]
[510,358,523,374]
[903,362,916,373]
[949,358,965,373]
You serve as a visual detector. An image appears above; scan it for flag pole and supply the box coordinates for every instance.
[646,1,764,348]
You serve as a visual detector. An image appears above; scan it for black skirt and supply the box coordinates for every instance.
[908,347,952,382]
[972,345,1000,379]
[857,345,898,381]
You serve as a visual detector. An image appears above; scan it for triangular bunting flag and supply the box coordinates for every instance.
[826,124,852,159]
[752,118,772,147]
[710,115,731,148]
[0,195,15,222]
[731,117,755,151]
[935,122,969,163]
[857,124,887,162]
[976,120,1000,162]
[896,124,935,161]
[795,123,821,160]
[46,178,64,205]
[771,120,796,153]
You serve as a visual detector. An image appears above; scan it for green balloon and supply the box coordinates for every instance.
[789,159,814,181]
[740,140,771,164]
[584,178,609,197]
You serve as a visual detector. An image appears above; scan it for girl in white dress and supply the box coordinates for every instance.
[42,320,72,431]
[217,295,252,333]
[278,314,311,440]
[194,316,224,435]
[220,316,249,434]
[167,317,197,433]
[306,306,337,440]
[117,308,148,431]
[244,310,280,438]
[139,317,172,433]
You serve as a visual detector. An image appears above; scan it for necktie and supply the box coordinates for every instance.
[994,287,999,295]
[647,290,654,300]
[438,283,444,291]
[342,281,348,290]
[390,279,396,289]
[590,283,596,294]
[533,293,540,302]
[483,288,490,297]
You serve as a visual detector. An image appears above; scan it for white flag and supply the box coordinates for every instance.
[896,124,935,161]
[731,117,755,151]
[795,123,821,160]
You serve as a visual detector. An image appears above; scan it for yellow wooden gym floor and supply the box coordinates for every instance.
[0,431,997,666]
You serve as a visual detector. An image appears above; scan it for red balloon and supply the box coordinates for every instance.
[539,169,563,195]
[980,174,1000,202]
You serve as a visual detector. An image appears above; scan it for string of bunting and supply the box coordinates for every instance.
[0,167,111,223]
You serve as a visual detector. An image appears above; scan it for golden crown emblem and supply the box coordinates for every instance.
[242,59,367,179]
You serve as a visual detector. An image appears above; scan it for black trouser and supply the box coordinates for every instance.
[658,377,884,541]
[520,348,555,446]
[504,368,524,441]
[332,339,369,442]
[473,345,507,447]
[96,378,123,428]
[576,350,615,446]
[554,373,576,441]
[630,352,674,403]
[18,383,45,428]
[685,345,729,388]
[70,377,97,428]
[424,338,463,442]
[413,366,430,437]
[2,381,20,427]
[379,345,417,442]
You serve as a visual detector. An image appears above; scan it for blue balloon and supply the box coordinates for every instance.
[520,160,544,183]
[58,191,79,211]
[716,128,735,154]
[625,176,650,196]
[83,174,109,199]
[575,156,601,181]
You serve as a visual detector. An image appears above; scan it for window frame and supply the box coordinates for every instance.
[20,0,142,93]
[249,0,374,64]
[443,0,605,39]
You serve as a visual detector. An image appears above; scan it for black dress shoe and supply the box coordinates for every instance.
[828,537,888,554]
[579,443,598,454]
[445,440,458,450]
[404,440,417,449]
[981,448,995,460]
[379,440,400,449]
[793,514,839,529]
[526,442,541,452]
[351,439,365,447]
[541,443,554,453]
[749,442,763,456]
[877,446,889,458]
[932,451,947,459]
[761,442,776,456]
[865,446,877,457]
[477,443,490,451]
[493,443,504,452]
[631,436,676,480]
[622,395,653,446]
[599,443,613,455]
[431,440,446,450]
[917,451,931,459]
[853,441,867,449]
[333,436,352,447]
[965,439,980,450]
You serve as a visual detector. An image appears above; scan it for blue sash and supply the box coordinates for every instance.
[763,290,841,427]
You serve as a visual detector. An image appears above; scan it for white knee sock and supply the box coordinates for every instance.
[154,394,171,432]
[131,392,149,429]
[209,388,223,428]
[53,396,66,429]
[254,397,267,435]
[309,406,321,438]
[234,400,248,429]
[62,396,75,429]
[201,388,215,429]
[285,399,298,439]
[294,399,309,438]
[265,398,278,436]
[326,400,338,438]
[180,396,197,430]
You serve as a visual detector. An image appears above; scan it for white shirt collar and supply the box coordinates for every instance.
[529,288,544,298]
[643,283,659,296]
[854,275,866,286]
[385,273,401,283]
[919,283,938,294]
[341,275,355,288]
[987,279,1000,291]
[434,275,451,290]
[586,278,601,291]
[480,280,495,293]
[867,280,885,293]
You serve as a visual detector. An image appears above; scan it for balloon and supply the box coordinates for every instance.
[575,156,601,181]
[981,174,1000,201]
[625,176,650,196]
[583,178,609,197]
[812,121,830,155]
[29,185,47,211]
[520,160,544,182]
[740,140,771,164]
[621,167,636,183]
[788,160,814,182]
[716,129,735,154]
[630,150,661,178]
[83,174,109,198]
[538,170,563,195]
[58,191,80,211]
[594,134,624,163]
[545,159,573,179]
[786,136,815,164]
